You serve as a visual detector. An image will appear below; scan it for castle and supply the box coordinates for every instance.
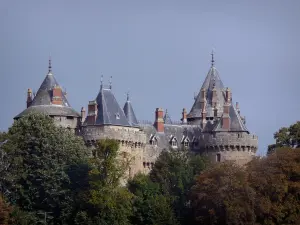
[14,53,258,177]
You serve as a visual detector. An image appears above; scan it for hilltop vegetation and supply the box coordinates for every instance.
[0,114,300,224]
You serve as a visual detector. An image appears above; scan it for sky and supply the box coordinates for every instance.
[0,0,299,156]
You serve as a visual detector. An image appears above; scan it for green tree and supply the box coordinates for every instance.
[74,139,133,225]
[190,162,256,225]
[150,149,208,224]
[128,173,178,225]
[268,121,300,154]
[1,113,89,224]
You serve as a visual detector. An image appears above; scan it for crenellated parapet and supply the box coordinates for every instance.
[82,125,147,148]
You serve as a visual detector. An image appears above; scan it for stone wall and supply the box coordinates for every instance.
[52,116,80,133]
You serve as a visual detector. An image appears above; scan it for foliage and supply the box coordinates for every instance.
[0,113,89,224]
[268,121,300,154]
[73,139,134,225]
[248,147,300,224]
[190,162,256,225]
[0,195,12,225]
[150,149,209,224]
[128,173,178,225]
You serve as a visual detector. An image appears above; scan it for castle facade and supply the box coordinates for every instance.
[14,53,258,177]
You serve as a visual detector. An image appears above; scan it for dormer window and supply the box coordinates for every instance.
[115,113,120,119]
[181,136,190,148]
[170,136,178,148]
[149,135,158,146]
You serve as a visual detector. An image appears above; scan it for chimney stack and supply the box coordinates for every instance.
[154,108,164,132]
[201,107,207,129]
[81,107,86,124]
[212,86,217,108]
[27,88,33,108]
[87,101,98,124]
[52,85,63,105]
[222,88,231,130]
[181,108,187,124]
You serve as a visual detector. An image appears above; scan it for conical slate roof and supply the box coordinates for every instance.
[95,85,131,127]
[188,60,225,119]
[188,53,248,132]
[123,93,139,126]
[14,61,80,119]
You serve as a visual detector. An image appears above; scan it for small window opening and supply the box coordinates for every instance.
[216,153,221,162]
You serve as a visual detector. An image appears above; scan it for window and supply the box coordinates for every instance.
[216,153,221,162]
[172,139,177,147]
[66,116,73,120]
[184,141,189,147]
[115,113,120,119]
[150,136,158,146]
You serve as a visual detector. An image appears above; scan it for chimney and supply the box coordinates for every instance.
[27,88,33,108]
[81,107,86,124]
[154,108,164,132]
[236,102,240,114]
[87,101,97,124]
[225,87,231,103]
[200,88,206,110]
[52,85,63,105]
[222,90,231,130]
[181,108,187,124]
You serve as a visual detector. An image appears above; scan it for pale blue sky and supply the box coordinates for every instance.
[0,0,299,155]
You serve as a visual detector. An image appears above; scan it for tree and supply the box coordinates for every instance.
[74,139,134,225]
[190,162,256,225]
[0,113,89,224]
[268,121,300,154]
[248,147,300,224]
[0,195,12,225]
[128,173,178,225]
[150,149,209,224]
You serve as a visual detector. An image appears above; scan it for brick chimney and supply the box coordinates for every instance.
[181,108,187,124]
[201,107,207,129]
[27,88,33,108]
[154,108,164,132]
[212,86,217,108]
[222,89,231,130]
[87,101,97,124]
[81,107,86,124]
[200,88,206,110]
[52,85,63,105]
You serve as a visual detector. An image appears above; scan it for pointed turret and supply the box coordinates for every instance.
[14,58,80,121]
[86,77,131,126]
[188,51,225,122]
[123,92,139,126]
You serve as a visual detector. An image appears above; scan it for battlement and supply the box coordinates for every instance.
[82,125,147,145]
[200,132,258,152]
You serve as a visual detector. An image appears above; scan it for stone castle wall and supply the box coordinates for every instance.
[52,116,80,132]
[198,132,258,165]
[82,125,147,177]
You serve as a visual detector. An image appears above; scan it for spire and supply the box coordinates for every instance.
[126,91,130,101]
[109,76,112,89]
[163,109,172,124]
[100,75,103,90]
[48,56,52,73]
[211,50,215,67]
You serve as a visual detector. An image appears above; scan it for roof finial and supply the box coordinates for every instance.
[126,91,130,101]
[109,76,112,89]
[48,56,52,73]
[211,49,215,67]
[100,75,103,89]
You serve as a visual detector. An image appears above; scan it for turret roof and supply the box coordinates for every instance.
[14,60,80,119]
[123,93,139,126]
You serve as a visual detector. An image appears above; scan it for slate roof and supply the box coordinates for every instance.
[188,65,225,118]
[123,94,139,126]
[140,124,202,149]
[14,65,80,119]
[95,86,131,127]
